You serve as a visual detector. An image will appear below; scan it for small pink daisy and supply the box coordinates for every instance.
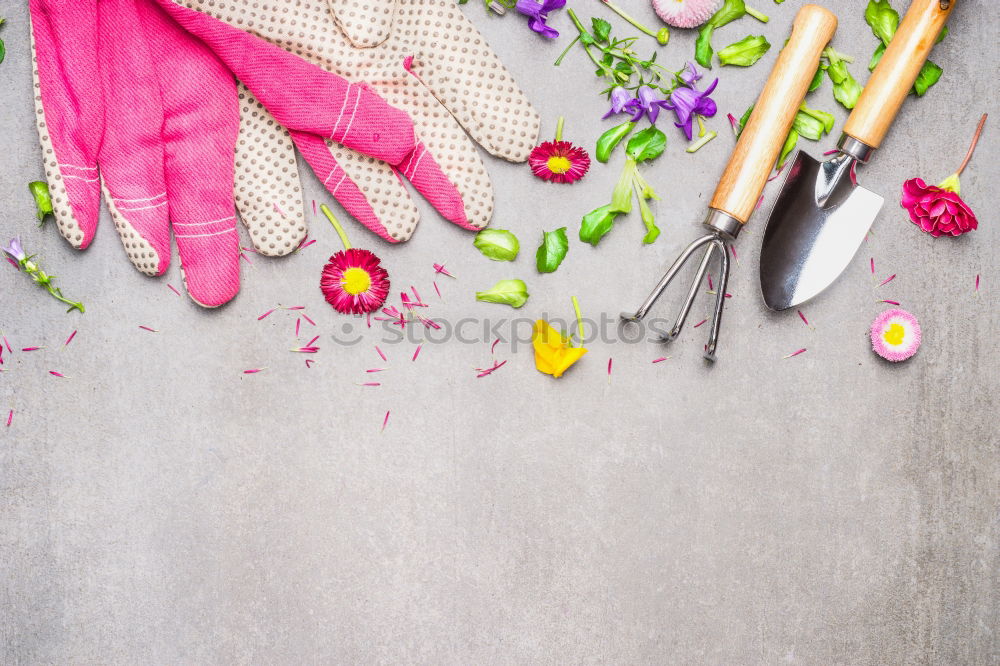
[870,309,922,362]
[652,0,723,29]
[319,205,390,315]
[528,117,590,184]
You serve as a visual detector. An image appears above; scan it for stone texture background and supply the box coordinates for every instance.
[1,1,997,663]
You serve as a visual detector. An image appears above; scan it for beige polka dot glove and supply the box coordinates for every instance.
[175,0,541,247]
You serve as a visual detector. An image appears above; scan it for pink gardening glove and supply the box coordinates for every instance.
[30,0,466,306]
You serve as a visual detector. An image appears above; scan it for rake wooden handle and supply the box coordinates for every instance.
[843,0,955,149]
[709,4,837,224]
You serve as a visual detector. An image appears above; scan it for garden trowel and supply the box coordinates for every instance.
[759,0,957,311]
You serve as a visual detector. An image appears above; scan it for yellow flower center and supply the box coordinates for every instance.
[547,155,573,174]
[341,267,372,295]
[883,323,905,346]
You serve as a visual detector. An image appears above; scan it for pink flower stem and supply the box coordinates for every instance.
[956,113,988,177]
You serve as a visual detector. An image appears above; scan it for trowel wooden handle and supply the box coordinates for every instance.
[844,0,955,149]
[709,4,836,224]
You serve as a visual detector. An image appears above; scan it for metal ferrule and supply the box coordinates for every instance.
[837,134,877,164]
[702,209,743,240]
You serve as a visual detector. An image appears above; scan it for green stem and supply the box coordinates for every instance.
[745,4,769,22]
[566,9,606,71]
[571,296,584,346]
[320,204,352,250]
[601,0,654,38]
[49,288,85,313]
[554,116,565,142]
[553,33,581,66]
[686,131,718,153]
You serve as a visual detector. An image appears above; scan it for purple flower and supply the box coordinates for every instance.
[679,61,703,87]
[602,87,632,119]
[515,0,566,38]
[2,237,25,263]
[665,78,719,140]
[624,86,671,124]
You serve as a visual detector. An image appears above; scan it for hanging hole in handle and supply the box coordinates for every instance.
[940,0,950,8]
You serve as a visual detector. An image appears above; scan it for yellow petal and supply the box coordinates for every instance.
[551,346,588,378]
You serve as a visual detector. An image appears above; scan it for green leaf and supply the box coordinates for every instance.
[591,17,612,43]
[913,60,943,96]
[610,158,636,213]
[869,42,885,71]
[737,104,754,136]
[637,196,659,244]
[718,35,771,67]
[595,121,635,163]
[777,129,799,169]
[29,181,53,224]
[625,126,666,162]
[809,65,826,92]
[695,0,746,68]
[864,0,899,47]
[475,279,530,309]
[792,111,825,142]
[825,56,862,110]
[580,204,621,246]
[536,227,569,273]
[799,103,835,134]
[473,229,520,262]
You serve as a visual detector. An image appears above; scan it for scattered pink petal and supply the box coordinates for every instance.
[476,359,507,378]
[876,274,896,288]
[295,318,301,338]
[296,238,317,252]
[366,313,372,328]
[243,368,266,374]
[359,382,381,387]
[257,308,277,321]
[414,313,441,330]
[138,325,158,333]
[433,263,456,278]
[301,314,316,327]
[491,339,500,356]
[412,344,422,362]
[3,335,11,353]
[433,281,442,299]
[64,330,78,347]
[272,201,287,218]
[730,245,740,265]
[5,409,11,427]
[822,149,839,156]
[21,346,43,352]
[755,194,764,210]
[782,348,807,359]
[305,359,315,368]
[375,346,387,362]
[312,200,317,216]
[797,310,812,328]
[693,319,707,328]
[167,283,182,297]
[49,370,67,378]
[381,410,390,432]
[366,368,386,373]
[607,357,613,380]
[285,306,306,311]
[239,251,253,265]
[707,273,714,291]
[767,164,786,183]
[879,299,901,306]
[305,335,320,347]
[975,274,980,292]
[291,346,320,354]
[727,113,739,136]
[651,357,671,363]
[411,286,424,304]
[870,258,875,275]
[5,257,19,270]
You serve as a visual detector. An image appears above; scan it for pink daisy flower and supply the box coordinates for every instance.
[870,309,922,362]
[528,117,590,184]
[651,0,723,29]
[319,205,390,315]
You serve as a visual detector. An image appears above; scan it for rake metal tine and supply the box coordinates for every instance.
[664,242,715,342]
[703,238,731,362]
[620,234,716,322]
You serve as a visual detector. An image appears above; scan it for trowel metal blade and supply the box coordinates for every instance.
[759,150,884,311]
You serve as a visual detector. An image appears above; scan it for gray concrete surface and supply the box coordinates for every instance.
[1,1,998,663]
